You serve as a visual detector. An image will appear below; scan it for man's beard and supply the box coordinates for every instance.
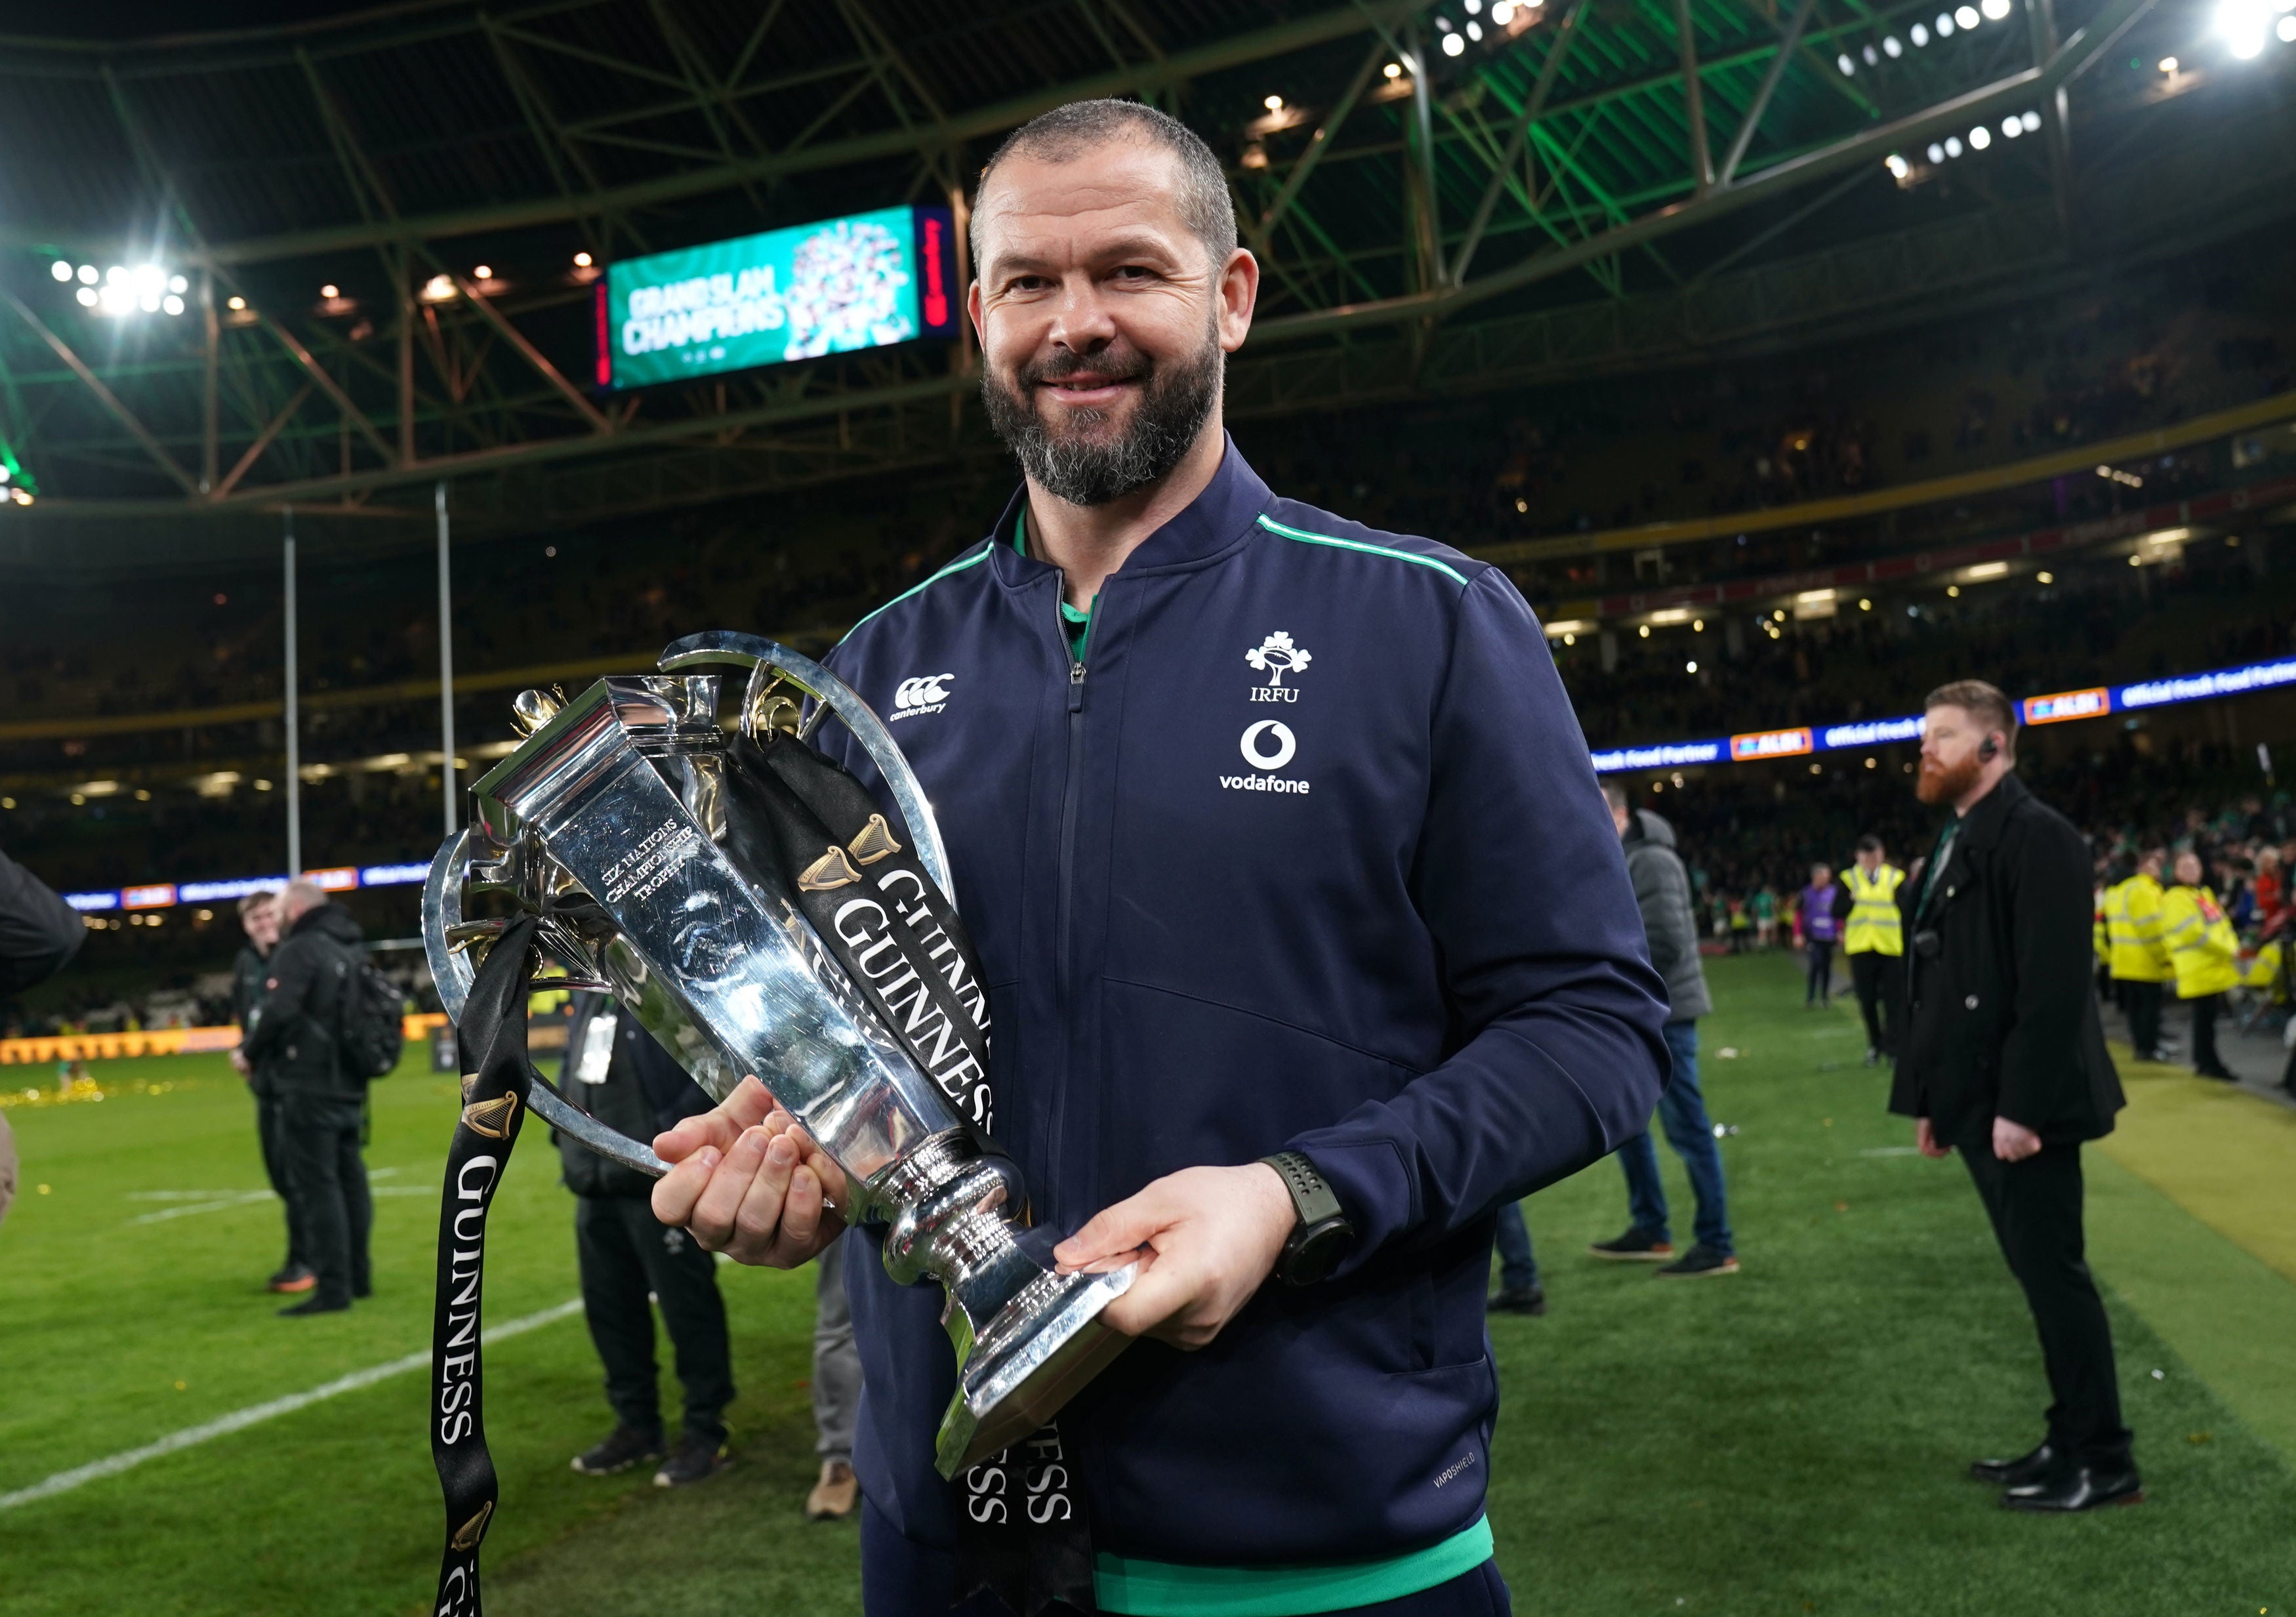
[981,325,1223,507]
[1916,752,1984,806]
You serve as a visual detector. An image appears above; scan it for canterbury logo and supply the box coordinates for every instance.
[461,1092,518,1139]
[893,674,954,710]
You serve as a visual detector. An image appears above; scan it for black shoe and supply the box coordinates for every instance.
[2001,1464,2143,1512]
[2196,1067,2236,1082]
[1589,1227,1675,1261]
[1489,1286,1548,1315]
[1970,1441,2055,1486]
[352,1282,373,1299]
[277,1296,350,1317]
[1654,1243,1740,1278]
[655,1433,729,1488]
[572,1424,665,1477]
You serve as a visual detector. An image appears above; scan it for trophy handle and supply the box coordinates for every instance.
[423,827,670,1180]
[656,630,956,907]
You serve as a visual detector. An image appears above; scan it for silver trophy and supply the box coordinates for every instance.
[422,631,1134,1475]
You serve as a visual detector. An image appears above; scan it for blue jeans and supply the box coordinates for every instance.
[1494,1200,1540,1293]
[1616,1019,1733,1256]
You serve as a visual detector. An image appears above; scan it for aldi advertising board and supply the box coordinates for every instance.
[598,204,960,390]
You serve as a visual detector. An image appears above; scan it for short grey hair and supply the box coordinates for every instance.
[973,98,1239,272]
[1600,780,1629,811]
[279,878,329,919]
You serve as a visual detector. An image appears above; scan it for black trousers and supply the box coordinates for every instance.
[1848,951,1900,1054]
[1958,1127,2131,1469]
[574,1194,734,1446]
[2186,992,2228,1076]
[253,1088,310,1272]
[281,1093,371,1307]
[2119,979,2164,1059]
[1805,940,1835,1004]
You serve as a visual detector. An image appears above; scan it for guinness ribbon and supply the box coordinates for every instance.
[723,732,997,1139]
[728,734,1094,1614]
[428,915,540,1617]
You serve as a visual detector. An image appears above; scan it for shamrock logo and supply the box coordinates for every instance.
[1245,631,1313,687]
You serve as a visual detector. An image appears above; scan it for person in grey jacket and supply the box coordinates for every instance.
[1589,783,1738,1277]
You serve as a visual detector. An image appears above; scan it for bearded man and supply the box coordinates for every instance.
[1893,680,2135,1512]
[652,99,1668,1615]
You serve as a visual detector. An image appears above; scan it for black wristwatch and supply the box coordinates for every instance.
[1261,1151,1355,1287]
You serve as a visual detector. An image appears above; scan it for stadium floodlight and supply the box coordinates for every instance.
[162,295,184,316]
[419,274,456,303]
[169,274,187,295]
[1884,33,1903,54]
[1927,141,1946,162]
[2002,115,2022,136]
[1686,661,1699,674]
[2280,14,2296,41]
[1969,125,1992,149]
[1466,0,1481,10]
[2022,109,2041,130]
[227,295,247,310]
[2160,54,2179,69]
[1384,60,1404,77]
[75,287,97,308]
[1886,153,1911,178]
[50,260,72,281]
[1466,19,1484,38]
[2219,0,2272,54]
[1441,30,1467,54]
[1937,9,1956,31]
[1980,0,2011,17]
[1263,94,1284,111]
[1956,5,1980,26]
[473,264,495,280]
[320,283,340,299]
[76,264,98,285]
[1944,134,1964,157]
[574,251,594,268]
[1863,41,1879,62]
[1912,22,1931,43]
[2037,571,2055,583]
[1492,0,1516,20]
[1838,51,1856,72]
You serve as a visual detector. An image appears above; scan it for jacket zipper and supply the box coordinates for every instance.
[1056,659,1086,994]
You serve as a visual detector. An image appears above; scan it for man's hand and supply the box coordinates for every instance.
[1915,1116,1951,1158]
[650,1076,848,1267]
[1054,1163,1297,1350]
[1992,1115,2043,1162]
[228,1050,250,1077]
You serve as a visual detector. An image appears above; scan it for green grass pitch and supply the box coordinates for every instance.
[2,952,2291,1615]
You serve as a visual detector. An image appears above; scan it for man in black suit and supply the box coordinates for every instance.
[1892,680,2136,1512]
[558,991,736,1490]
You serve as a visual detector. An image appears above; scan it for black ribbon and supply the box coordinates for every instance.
[724,731,998,1139]
[428,915,540,1617]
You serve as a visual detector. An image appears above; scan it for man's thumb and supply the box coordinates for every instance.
[1054,1193,1164,1270]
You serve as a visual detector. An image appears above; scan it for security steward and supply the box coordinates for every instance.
[1892,680,2135,1511]
[1843,834,1905,1065]
[243,878,373,1317]
[2103,848,2173,1061]
[2158,850,2239,1080]
[650,99,1668,1615]
[558,991,736,1490]
[230,891,312,1294]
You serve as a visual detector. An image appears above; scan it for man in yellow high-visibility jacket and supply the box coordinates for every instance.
[2160,849,2239,1080]
[2104,848,2174,1062]
[1843,834,1905,1065]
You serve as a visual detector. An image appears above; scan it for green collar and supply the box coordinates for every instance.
[1016,508,1095,665]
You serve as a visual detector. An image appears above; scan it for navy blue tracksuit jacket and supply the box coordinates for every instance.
[819,440,1668,1569]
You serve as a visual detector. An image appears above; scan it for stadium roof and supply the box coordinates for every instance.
[0,0,2286,537]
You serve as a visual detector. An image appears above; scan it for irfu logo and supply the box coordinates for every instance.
[1245,632,1312,703]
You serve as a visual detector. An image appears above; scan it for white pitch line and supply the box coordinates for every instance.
[127,1192,277,1225]
[0,1298,584,1513]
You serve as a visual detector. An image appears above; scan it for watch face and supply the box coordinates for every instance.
[1288,1221,1350,1287]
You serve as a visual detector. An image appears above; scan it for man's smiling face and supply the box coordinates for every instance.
[970,138,1253,506]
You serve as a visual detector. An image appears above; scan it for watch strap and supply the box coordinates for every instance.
[1261,1150,1342,1228]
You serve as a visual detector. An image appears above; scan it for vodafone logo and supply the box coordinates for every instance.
[1240,720,1296,770]
[890,672,953,722]
[1220,720,1310,796]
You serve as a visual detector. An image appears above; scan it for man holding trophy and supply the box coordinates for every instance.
[647,100,1670,1615]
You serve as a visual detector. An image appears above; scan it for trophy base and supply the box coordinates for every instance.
[934,1263,1137,1477]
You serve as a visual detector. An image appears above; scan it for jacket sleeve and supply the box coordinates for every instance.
[1996,811,2103,1132]
[0,849,87,999]
[244,936,319,1064]
[1635,849,1693,989]
[1284,569,1671,1274]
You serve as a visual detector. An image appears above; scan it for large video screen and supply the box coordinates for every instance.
[598,204,959,390]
